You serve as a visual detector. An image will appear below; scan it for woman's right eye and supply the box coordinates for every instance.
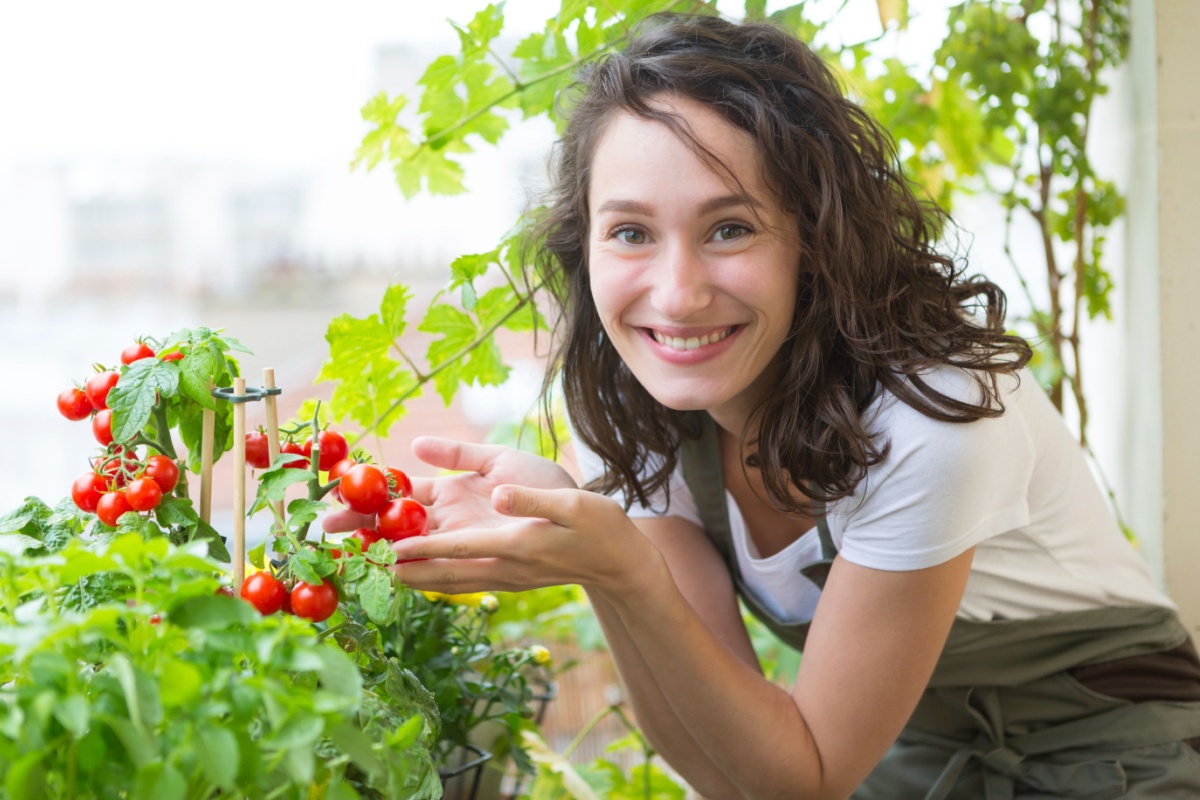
[612,227,647,245]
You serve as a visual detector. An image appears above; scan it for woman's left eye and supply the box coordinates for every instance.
[713,224,751,242]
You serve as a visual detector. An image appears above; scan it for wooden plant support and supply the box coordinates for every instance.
[262,368,285,528]
[209,378,281,592]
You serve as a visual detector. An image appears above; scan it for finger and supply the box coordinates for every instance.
[492,485,600,527]
[412,436,505,474]
[408,475,436,506]
[322,508,376,534]
[390,556,509,594]
[390,527,526,563]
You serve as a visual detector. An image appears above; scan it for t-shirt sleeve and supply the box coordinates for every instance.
[834,379,1035,572]
[569,424,704,529]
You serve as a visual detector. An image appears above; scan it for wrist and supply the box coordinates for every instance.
[588,516,670,605]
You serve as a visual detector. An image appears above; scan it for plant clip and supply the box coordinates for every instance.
[211,386,281,404]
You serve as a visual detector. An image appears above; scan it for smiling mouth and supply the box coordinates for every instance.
[649,326,738,351]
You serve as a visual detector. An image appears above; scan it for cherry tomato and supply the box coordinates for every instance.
[240,572,287,615]
[376,497,428,541]
[96,491,133,527]
[71,473,107,512]
[149,613,162,625]
[94,450,138,489]
[120,342,155,365]
[85,371,120,411]
[385,466,413,499]
[339,464,389,514]
[245,430,271,469]
[303,430,349,472]
[289,579,338,623]
[143,455,179,494]
[92,409,114,446]
[215,586,235,598]
[126,477,163,511]
[331,527,382,560]
[57,387,93,421]
[281,440,308,470]
[160,350,185,363]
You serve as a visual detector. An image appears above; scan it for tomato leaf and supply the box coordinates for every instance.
[109,360,181,444]
[357,568,393,623]
[250,464,312,515]
[195,725,239,791]
[284,499,326,536]
[178,348,217,410]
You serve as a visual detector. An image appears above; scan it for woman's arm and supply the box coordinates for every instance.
[392,438,972,798]
[588,515,762,799]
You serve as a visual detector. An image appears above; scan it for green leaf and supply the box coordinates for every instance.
[159,658,203,708]
[381,283,412,340]
[5,750,47,800]
[52,695,89,737]
[178,347,217,410]
[250,463,313,514]
[133,761,185,800]
[196,725,240,791]
[108,360,181,443]
[330,721,384,778]
[357,568,394,624]
[285,498,327,535]
[168,594,258,629]
[109,653,163,732]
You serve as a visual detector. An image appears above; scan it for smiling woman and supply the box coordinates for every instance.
[325,12,1200,800]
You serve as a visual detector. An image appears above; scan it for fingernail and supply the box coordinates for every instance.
[496,489,512,512]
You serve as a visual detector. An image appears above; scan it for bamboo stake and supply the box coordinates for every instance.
[232,377,247,590]
[199,382,216,525]
[262,368,285,528]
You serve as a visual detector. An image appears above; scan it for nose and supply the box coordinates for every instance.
[650,241,713,320]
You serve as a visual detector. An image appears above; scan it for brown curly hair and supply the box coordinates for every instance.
[532,12,1031,513]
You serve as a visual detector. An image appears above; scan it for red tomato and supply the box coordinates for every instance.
[120,342,155,365]
[143,455,179,494]
[160,350,185,363]
[376,498,428,542]
[331,527,383,561]
[326,457,356,501]
[71,473,107,512]
[96,492,133,527]
[85,371,120,411]
[245,430,271,469]
[240,572,287,615]
[215,586,235,598]
[57,387,93,421]
[281,440,308,470]
[339,464,389,514]
[303,430,349,472]
[126,477,163,511]
[385,466,413,499]
[289,579,338,623]
[92,409,114,446]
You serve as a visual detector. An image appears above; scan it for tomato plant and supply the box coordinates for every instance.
[120,341,155,364]
[84,370,120,410]
[340,463,389,514]
[96,490,132,527]
[241,571,287,615]
[56,387,93,420]
[126,476,163,511]
[281,440,308,469]
[386,465,413,498]
[142,454,180,494]
[290,579,339,622]
[91,408,114,446]
[70,472,106,512]
[245,429,271,469]
[377,497,428,541]
[304,429,349,471]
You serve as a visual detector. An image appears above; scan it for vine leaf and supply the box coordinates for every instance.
[109,360,181,444]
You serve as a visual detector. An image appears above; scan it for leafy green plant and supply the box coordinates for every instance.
[0,531,438,800]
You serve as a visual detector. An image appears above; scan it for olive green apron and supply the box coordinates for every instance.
[679,414,1200,798]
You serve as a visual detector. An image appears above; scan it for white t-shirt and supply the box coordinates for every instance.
[573,367,1173,622]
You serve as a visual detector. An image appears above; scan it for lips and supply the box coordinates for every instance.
[649,326,737,351]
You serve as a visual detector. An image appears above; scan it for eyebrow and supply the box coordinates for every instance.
[595,192,764,217]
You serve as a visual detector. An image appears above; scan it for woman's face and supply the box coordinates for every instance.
[587,96,801,425]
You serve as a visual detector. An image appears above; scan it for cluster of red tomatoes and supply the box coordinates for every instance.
[237,427,429,623]
[59,341,182,526]
[238,572,339,623]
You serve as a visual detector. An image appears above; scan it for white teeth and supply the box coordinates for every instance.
[652,327,733,351]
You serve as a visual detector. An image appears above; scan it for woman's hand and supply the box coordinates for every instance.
[377,437,666,596]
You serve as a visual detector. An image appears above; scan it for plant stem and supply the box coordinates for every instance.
[563,704,618,759]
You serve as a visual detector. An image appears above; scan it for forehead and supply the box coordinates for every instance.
[588,96,771,207]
